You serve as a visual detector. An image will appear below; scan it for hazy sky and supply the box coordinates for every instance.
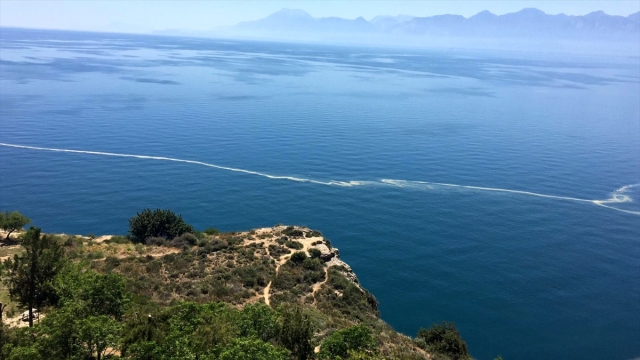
[1,1,639,32]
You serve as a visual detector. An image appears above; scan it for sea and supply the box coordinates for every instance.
[0,27,638,360]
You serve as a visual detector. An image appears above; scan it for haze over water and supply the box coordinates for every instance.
[1,28,639,359]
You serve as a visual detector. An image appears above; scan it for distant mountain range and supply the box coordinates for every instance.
[230,8,640,44]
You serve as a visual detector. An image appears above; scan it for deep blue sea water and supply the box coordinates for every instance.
[1,28,639,360]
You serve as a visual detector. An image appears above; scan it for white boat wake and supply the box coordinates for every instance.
[1,142,638,216]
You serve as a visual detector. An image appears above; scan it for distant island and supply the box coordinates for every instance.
[0,209,487,360]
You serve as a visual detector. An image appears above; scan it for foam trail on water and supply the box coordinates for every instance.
[1,142,638,215]
[380,180,640,216]
[0,142,364,187]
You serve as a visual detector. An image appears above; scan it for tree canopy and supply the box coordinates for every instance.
[128,208,194,243]
[0,211,30,240]
[416,322,471,360]
[3,227,65,327]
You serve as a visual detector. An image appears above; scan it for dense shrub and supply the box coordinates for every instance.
[302,258,323,272]
[128,209,194,243]
[168,233,198,248]
[219,337,289,360]
[286,241,303,250]
[282,226,304,238]
[268,244,290,257]
[238,304,281,342]
[308,248,322,259]
[290,251,307,264]
[415,322,470,360]
[318,268,379,319]
[319,324,377,359]
[104,256,121,270]
[278,306,314,360]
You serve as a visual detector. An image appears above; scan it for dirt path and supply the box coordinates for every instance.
[311,267,329,305]
[263,281,273,306]
[241,227,326,307]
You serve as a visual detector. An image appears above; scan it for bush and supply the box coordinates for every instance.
[104,256,121,270]
[319,324,377,360]
[87,251,105,260]
[290,251,307,264]
[106,235,131,244]
[278,306,314,360]
[302,258,323,272]
[203,227,220,235]
[282,226,304,238]
[128,209,194,243]
[168,233,198,248]
[285,241,303,250]
[415,322,470,360]
[219,337,289,360]
[145,237,167,246]
[308,248,322,259]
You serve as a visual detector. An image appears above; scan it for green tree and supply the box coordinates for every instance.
[279,306,314,360]
[78,315,121,360]
[319,324,377,360]
[415,322,470,360]
[218,337,289,360]
[55,263,129,320]
[238,303,281,342]
[124,340,163,360]
[128,209,194,243]
[0,211,30,240]
[3,227,65,327]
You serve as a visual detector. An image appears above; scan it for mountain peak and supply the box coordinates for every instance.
[268,8,313,19]
[516,8,546,15]
[470,10,498,19]
[585,10,608,17]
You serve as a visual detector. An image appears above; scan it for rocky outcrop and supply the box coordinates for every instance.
[313,243,339,262]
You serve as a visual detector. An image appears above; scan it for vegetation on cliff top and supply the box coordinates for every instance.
[0,209,482,360]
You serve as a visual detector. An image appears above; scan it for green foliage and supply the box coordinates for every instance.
[128,208,194,243]
[238,303,281,342]
[0,211,30,240]
[415,322,470,360]
[282,226,304,238]
[319,324,378,359]
[203,227,221,235]
[78,315,121,360]
[273,254,325,299]
[290,251,307,264]
[218,337,289,360]
[316,268,379,321]
[286,240,304,250]
[55,262,129,320]
[279,306,314,360]
[308,248,322,259]
[3,227,65,326]
[303,258,324,272]
[169,232,199,247]
[105,235,131,244]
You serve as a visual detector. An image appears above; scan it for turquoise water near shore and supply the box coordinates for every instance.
[1,28,639,359]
